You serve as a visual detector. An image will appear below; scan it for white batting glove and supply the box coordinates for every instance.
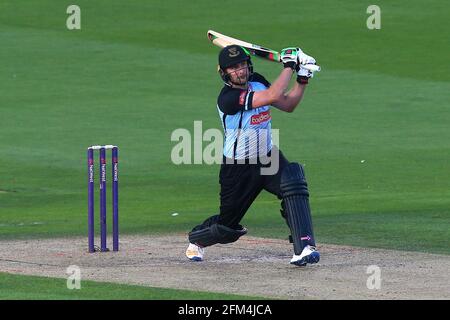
[295,48,317,84]
[296,47,316,65]
[297,64,314,78]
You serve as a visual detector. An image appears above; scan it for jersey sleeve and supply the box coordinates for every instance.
[217,87,254,115]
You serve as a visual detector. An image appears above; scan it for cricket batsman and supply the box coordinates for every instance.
[186,45,320,266]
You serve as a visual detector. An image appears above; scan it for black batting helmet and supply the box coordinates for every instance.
[218,45,253,85]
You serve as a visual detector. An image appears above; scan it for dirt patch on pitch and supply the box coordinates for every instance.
[0,234,448,299]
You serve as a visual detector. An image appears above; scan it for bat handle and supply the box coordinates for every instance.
[276,58,321,72]
[303,64,321,72]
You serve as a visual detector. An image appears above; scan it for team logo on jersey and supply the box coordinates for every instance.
[251,110,271,125]
[239,91,247,105]
[228,47,240,57]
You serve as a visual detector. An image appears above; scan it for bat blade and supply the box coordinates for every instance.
[207,30,321,72]
[207,30,280,62]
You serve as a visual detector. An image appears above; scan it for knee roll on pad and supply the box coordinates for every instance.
[189,223,247,247]
[281,163,309,197]
[280,162,316,255]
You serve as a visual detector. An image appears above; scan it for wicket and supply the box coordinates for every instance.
[87,145,119,253]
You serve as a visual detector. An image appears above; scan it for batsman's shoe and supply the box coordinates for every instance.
[186,243,205,261]
[290,245,320,266]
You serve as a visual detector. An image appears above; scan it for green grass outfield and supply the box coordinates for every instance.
[0,0,449,298]
[0,272,262,300]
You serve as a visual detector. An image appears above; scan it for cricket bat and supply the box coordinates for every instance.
[207,30,321,72]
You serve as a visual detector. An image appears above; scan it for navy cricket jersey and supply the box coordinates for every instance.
[217,73,273,160]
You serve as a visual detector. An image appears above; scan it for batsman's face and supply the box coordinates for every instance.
[226,61,249,85]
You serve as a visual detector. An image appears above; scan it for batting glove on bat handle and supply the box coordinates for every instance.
[280,47,299,70]
[296,48,319,69]
[296,63,314,84]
